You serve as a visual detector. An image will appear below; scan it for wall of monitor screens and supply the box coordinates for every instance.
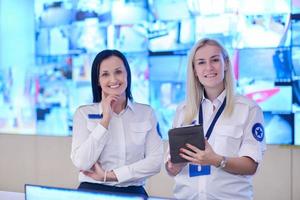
[0,0,300,145]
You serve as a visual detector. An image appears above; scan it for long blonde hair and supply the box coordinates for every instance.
[182,38,236,125]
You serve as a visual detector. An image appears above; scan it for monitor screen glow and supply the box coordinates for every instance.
[25,184,145,200]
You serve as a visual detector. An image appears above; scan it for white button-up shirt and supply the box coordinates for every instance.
[71,100,163,187]
[170,91,266,200]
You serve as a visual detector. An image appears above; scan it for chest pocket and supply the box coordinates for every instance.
[130,121,152,145]
[213,125,243,157]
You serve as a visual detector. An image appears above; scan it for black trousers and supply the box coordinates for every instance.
[78,182,148,198]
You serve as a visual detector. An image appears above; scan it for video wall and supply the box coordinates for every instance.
[0,0,300,145]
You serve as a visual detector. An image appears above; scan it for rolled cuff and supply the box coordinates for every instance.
[239,144,266,163]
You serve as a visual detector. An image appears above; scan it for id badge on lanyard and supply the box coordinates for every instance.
[189,98,226,177]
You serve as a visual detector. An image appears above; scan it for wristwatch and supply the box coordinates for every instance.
[217,156,227,169]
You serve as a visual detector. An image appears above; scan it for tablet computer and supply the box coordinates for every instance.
[168,124,205,163]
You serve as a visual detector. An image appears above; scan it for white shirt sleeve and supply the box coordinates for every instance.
[113,109,163,183]
[71,107,109,171]
[239,105,266,163]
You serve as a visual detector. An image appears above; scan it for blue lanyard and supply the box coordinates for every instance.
[199,97,226,140]
[189,97,226,177]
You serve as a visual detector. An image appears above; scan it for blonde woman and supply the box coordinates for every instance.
[165,38,266,200]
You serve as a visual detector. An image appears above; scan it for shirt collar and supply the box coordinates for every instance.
[126,99,135,113]
[202,89,226,104]
[217,90,226,103]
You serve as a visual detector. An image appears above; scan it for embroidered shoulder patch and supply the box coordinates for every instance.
[252,123,264,142]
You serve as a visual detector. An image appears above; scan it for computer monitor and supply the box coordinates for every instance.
[264,112,294,145]
[295,112,300,145]
[25,184,146,200]
[238,47,292,82]
[148,54,187,138]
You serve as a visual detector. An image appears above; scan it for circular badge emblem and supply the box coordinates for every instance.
[252,123,264,142]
